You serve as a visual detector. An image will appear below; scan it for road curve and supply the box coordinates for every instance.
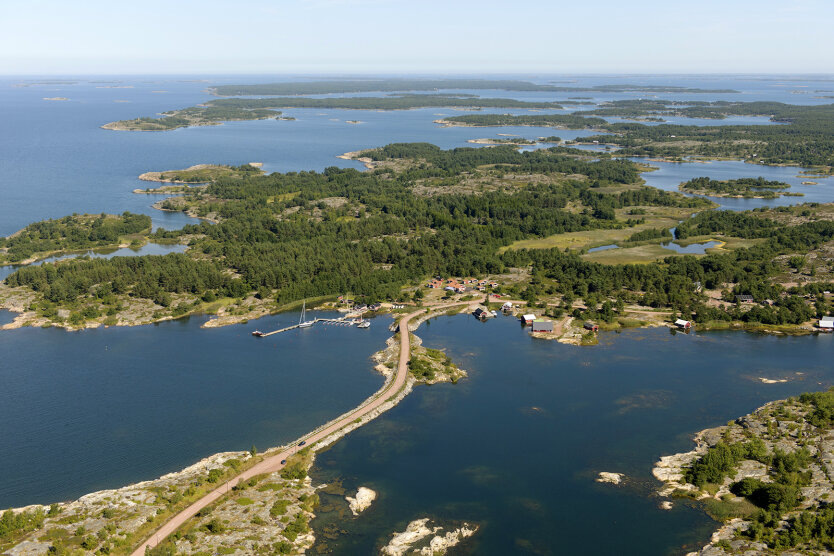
[130,303,466,554]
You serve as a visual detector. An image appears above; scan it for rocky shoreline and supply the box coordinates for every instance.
[653,393,834,555]
[1,309,475,554]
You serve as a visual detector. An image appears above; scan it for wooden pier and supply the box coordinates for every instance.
[252,317,356,337]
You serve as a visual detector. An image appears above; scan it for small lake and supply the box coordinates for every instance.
[310,314,834,555]
[587,244,619,253]
[661,240,723,254]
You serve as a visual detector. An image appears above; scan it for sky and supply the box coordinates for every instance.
[1,0,833,75]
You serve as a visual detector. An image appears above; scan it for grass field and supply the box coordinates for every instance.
[582,244,678,264]
[501,206,699,253]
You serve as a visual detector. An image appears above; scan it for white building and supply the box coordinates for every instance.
[819,316,834,331]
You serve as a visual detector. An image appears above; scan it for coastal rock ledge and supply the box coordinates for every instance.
[596,472,625,485]
[381,517,478,555]
[653,390,834,555]
[346,486,377,515]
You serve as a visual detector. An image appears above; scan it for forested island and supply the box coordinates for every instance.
[0,212,151,264]
[439,101,834,168]
[2,143,834,334]
[680,177,800,199]
[208,78,738,97]
[103,95,568,131]
[655,388,834,554]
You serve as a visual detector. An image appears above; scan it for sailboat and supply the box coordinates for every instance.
[298,300,315,328]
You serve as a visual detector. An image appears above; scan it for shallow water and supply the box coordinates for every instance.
[311,315,834,555]
[661,240,723,254]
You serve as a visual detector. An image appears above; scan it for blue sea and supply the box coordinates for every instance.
[2,74,834,553]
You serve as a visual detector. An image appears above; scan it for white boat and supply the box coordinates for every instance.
[356,320,370,329]
[298,301,315,328]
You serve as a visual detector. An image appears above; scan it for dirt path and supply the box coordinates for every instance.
[130,303,468,554]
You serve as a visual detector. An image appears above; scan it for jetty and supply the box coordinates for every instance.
[252,317,358,337]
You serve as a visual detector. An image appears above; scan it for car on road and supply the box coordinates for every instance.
[280,459,286,465]
[298,441,306,446]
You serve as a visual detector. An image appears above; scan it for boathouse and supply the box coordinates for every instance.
[532,320,553,333]
[473,308,488,320]
[583,322,599,332]
[819,316,834,331]
[521,314,536,325]
[674,319,692,330]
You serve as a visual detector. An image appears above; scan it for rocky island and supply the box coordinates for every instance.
[655,388,834,554]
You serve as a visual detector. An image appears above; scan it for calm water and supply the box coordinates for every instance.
[2,75,834,550]
[661,240,723,254]
[636,158,834,210]
[0,311,389,507]
[3,74,834,235]
[311,315,834,555]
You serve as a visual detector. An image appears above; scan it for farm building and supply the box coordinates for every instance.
[532,320,554,333]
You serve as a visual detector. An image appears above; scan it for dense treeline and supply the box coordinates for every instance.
[5,144,831,327]
[210,79,737,97]
[441,113,606,129]
[626,227,672,242]
[210,79,569,96]
[0,212,151,262]
[111,107,278,131]
[209,95,564,111]
[5,145,697,309]
[5,254,233,307]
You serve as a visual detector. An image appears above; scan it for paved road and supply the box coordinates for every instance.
[130,304,465,554]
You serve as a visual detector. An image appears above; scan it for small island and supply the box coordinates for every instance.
[679,176,802,199]
[138,163,263,184]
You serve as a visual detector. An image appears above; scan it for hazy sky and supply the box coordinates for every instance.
[2,0,832,74]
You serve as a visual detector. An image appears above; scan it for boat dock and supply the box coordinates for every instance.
[252,317,361,337]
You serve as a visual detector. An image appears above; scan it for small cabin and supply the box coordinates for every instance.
[502,302,513,312]
[819,316,834,331]
[674,319,692,330]
[521,314,536,325]
[583,322,599,332]
[532,320,553,333]
[736,294,754,303]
